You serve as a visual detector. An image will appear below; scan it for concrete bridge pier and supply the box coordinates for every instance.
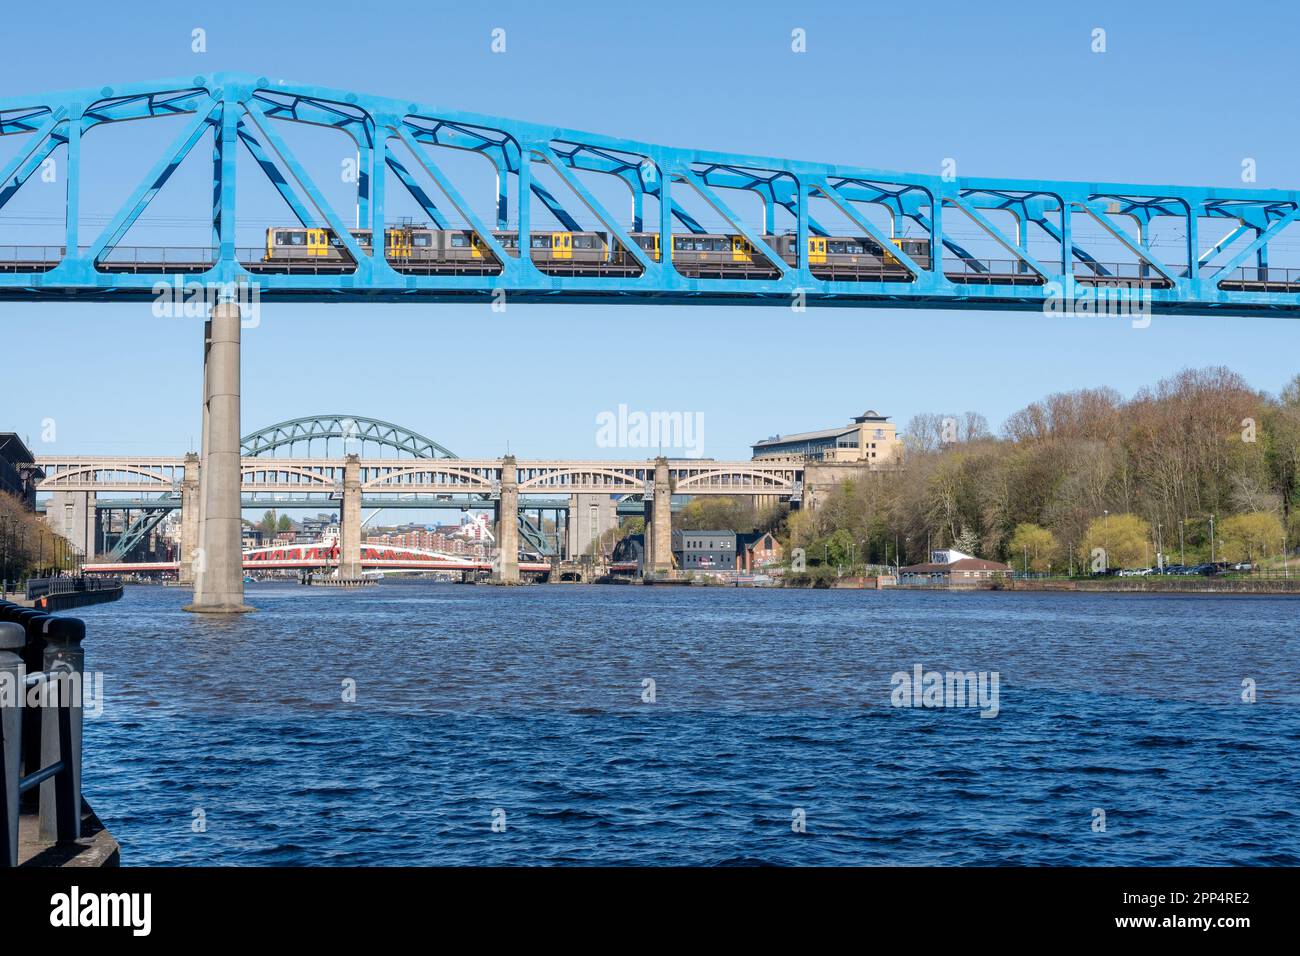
[337,454,363,579]
[45,491,97,562]
[184,301,253,613]
[493,455,520,584]
[177,452,200,585]
[644,456,673,576]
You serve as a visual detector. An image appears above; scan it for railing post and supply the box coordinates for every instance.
[0,621,24,867]
[39,616,84,843]
[12,610,46,788]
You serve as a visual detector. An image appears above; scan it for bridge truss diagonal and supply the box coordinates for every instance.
[2,72,1299,315]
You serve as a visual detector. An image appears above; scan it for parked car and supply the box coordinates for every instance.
[1232,562,1254,572]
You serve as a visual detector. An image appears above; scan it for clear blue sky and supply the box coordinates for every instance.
[3,0,1300,472]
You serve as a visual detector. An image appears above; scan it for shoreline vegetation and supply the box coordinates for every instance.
[607,366,1300,590]
[779,572,1300,594]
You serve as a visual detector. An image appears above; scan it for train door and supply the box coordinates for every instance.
[731,236,753,263]
[638,234,663,263]
[886,238,904,266]
[306,229,330,257]
[809,237,827,265]
[552,232,572,259]
[387,228,412,258]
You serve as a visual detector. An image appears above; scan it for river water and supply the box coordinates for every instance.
[73,582,1299,865]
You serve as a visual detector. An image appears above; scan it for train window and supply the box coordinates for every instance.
[531,235,552,248]
[287,232,306,245]
[413,234,431,247]
[573,235,596,249]
[450,234,469,247]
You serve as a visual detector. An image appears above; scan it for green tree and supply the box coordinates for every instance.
[1218,511,1284,563]
[825,528,854,567]
[277,513,293,532]
[1082,513,1151,570]
[1008,523,1058,572]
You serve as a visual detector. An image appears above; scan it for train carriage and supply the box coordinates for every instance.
[260,224,933,282]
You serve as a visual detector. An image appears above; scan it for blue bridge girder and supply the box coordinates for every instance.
[2,72,1299,314]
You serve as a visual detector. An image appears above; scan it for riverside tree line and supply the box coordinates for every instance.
[675,366,1300,575]
[0,492,81,585]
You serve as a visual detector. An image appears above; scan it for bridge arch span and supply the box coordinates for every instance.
[516,464,650,493]
[239,463,338,488]
[241,415,457,459]
[361,463,496,493]
[39,463,177,490]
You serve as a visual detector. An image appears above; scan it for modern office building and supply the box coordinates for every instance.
[751,410,902,466]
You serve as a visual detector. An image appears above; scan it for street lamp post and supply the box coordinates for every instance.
[1103,510,1109,571]
[1210,513,1215,564]
[1,516,9,593]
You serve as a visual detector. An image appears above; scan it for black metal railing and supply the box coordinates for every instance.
[0,604,85,867]
[23,576,120,601]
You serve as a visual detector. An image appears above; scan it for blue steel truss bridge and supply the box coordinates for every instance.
[3,72,1300,314]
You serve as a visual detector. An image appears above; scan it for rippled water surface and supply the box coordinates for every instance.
[75,582,1299,865]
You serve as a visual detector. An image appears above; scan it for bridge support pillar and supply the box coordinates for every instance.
[493,455,519,584]
[566,493,617,562]
[337,454,363,579]
[185,301,253,613]
[644,456,673,576]
[178,452,200,585]
[46,491,97,562]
